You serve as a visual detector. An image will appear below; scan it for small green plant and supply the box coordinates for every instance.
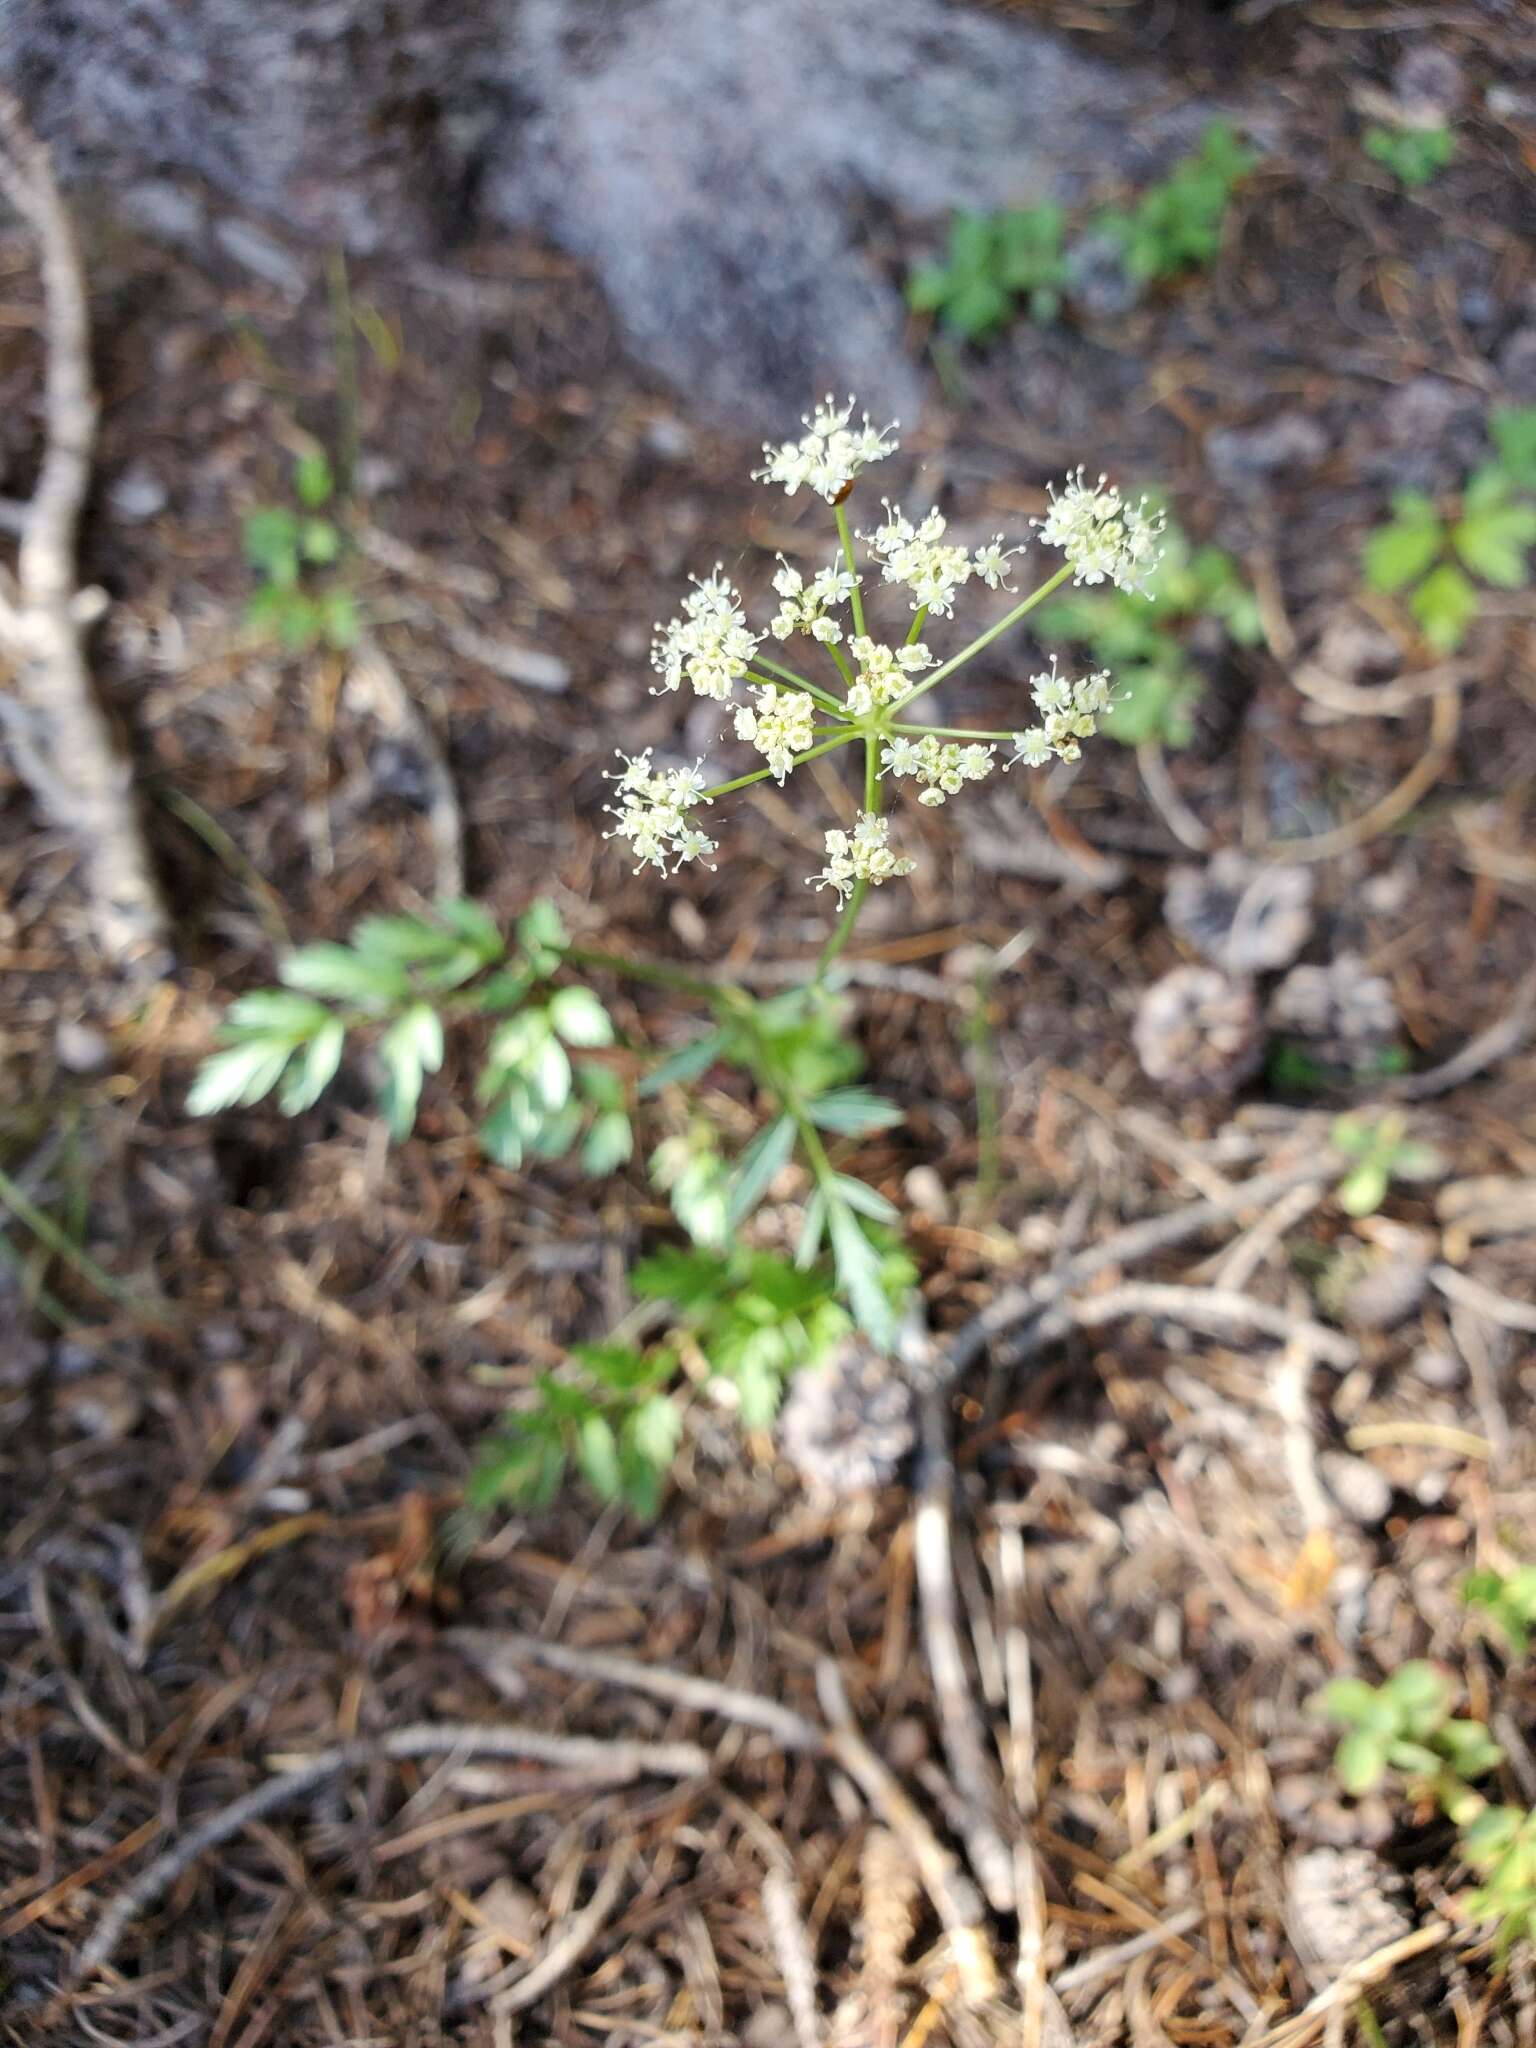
[1314,1662,1502,1815]
[907,204,1068,341]
[1315,1665,1536,1958]
[243,449,359,651]
[1330,1111,1440,1216]
[469,1240,913,1518]
[1035,506,1262,746]
[1098,121,1257,284]
[1464,1566,1536,1657]
[194,397,1168,1518]
[1364,120,1457,190]
[1362,406,1536,651]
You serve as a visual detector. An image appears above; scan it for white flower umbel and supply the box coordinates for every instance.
[1008,658,1116,768]
[845,635,934,717]
[809,813,916,903]
[734,684,817,783]
[865,504,972,617]
[756,395,898,503]
[651,568,761,700]
[769,556,858,645]
[1033,470,1165,595]
[604,750,717,873]
[881,733,995,807]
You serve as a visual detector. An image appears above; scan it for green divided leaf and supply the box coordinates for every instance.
[1361,494,1444,592]
[725,1115,797,1233]
[548,986,615,1047]
[281,943,410,1006]
[377,1002,445,1138]
[1409,561,1480,649]
[807,1087,905,1136]
[1452,489,1536,588]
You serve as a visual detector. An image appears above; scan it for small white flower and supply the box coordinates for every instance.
[845,636,925,718]
[604,750,717,873]
[808,812,916,902]
[809,615,844,645]
[733,684,817,783]
[651,567,760,701]
[881,733,995,806]
[1033,470,1165,595]
[770,552,858,644]
[756,395,899,502]
[972,534,1024,591]
[863,501,972,617]
[1006,658,1116,768]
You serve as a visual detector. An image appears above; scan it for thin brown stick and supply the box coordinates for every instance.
[763,1867,825,2048]
[0,95,170,975]
[448,1626,824,1751]
[1390,969,1536,1101]
[815,1661,998,2008]
[1267,682,1460,864]
[912,1388,1016,1913]
[462,1846,632,2015]
[73,1721,704,1984]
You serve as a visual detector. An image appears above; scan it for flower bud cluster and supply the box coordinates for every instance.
[881,734,995,806]
[1033,470,1165,595]
[809,813,916,903]
[756,396,898,503]
[603,751,716,873]
[651,570,760,701]
[734,684,817,783]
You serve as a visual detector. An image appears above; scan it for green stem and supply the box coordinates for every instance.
[835,502,866,640]
[889,563,1073,719]
[825,641,855,690]
[0,1160,149,1313]
[754,651,828,693]
[702,730,858,800]
[813,731,882,984]
[905,604,929,646]
[745,667,846,717]
[561,946,724,1002]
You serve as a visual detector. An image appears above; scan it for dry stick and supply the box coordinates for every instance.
[1430,1261,1536,1335]
[448,1626,825,1752]
[0,96,170,975]
[1066,1282,1357,1370]
[1051,1905,1206,1996]
[346,635,464,900]
[762,1867,825,2048]
[73,1721,706,1984]
[462,1845,634,2016]
[912,1388,1017,1914]
[989,1527,1052,2048]
[1390,967,1536,1102]
[815,1661,999,2009]
[1136,739,1210,852]
[1245,1920,1452,2048]
[1267,681,1461,865]
[942,1153,1343,1382]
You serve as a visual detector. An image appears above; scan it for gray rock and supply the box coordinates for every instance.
[119,179,207,243]
[3,0,1211,421]
[1391,45,1464,120]
[106,462,168,524]
[213,218,310,296]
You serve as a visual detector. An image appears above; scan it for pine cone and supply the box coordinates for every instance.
[1285,1847,1410,1984]
[1133,965,1264,1096]
[1269,954,1398,1074]
[778,1338,916,1496]
[1165,849,1314,975]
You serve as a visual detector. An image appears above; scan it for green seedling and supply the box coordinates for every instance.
[1363,121,1457,190]
[1330,1111,1440,1217]
[243,448,359,651]
[1362,406,1536,651]
[907,204,1069,341]
[1464,1567,1536,1657]
[1098,121,1257,283]
[1313,1662,1502,1817]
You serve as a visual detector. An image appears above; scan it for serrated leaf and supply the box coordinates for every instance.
[1335,1728,1388,1796]
[830,1174,900,1224]
[726,1116,797,1233]
[582,1110,633,1176]
[244,506,302,583]
[186,1040,293,1116]
[1362,506,1444,592]
[377,1002,444,1138]
[1452,495,1536,588]
[221,990,333,1041]
[575,1414,623,1503]
[1409,561,1480,650]
[627,1392,682,1469]
[631,1248,732,1306]
[278,1015,346,1113]
[281,943,409,1006]
[828,1200,896,1350]
[807,1087,905,1136]
[351,913,464,967]
[795,1188,828,1269]
[640,1029,729,1096]
[548,986,614,1047]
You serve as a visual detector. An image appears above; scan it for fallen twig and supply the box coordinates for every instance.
[0,94,170,975]
[457,1845,633,2015]
[815,1661,998,2008]
[72,1721,704,1984]
[1430,1262,1536,1335]
[1390,969,1536,1101]
[763,1867,825,2048]
[912,1387,1016,1913]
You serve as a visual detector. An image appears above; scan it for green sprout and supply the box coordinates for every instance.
[243,448,359,651]
[1097,121,1257,284]
[1330,1111,1441,1217]
[1363,121,1457,190]
[907,204,1069,341]
[1464,1567,1536,1657]
[1313,1662,1502,1817]
[1362,406,1536,651]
